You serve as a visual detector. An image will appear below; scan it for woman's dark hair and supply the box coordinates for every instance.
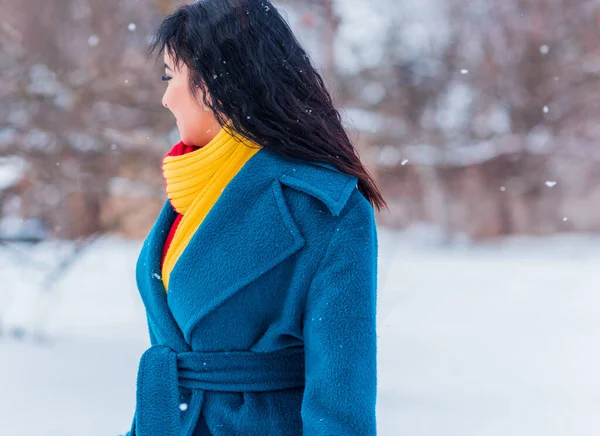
[149,0,387,212]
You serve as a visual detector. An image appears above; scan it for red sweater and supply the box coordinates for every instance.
[160,142,200,269]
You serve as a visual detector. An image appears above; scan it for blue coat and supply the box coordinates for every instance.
[127,147,378,436]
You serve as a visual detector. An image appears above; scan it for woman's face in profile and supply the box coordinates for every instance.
[162,50,222,146]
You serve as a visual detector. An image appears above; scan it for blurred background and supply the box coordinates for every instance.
[1,0,599,435]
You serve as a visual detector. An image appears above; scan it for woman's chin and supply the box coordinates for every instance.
[179,133,194,146]
[176,126,186,140]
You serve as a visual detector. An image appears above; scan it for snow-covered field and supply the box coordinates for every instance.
[1,228,599,436]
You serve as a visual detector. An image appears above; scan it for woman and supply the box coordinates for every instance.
[126,1,387,435]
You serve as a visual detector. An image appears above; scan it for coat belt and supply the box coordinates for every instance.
[130,345,305,436]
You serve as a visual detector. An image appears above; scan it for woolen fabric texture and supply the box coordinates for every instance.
[126,145,379,436]
[160,124,261,290]
[161,142,199,269]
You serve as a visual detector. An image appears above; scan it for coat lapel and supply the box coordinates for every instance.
[136,200,190,351]
[137,147,358,345]
[165,149,307,342]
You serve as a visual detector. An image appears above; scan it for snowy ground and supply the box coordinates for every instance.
[1,228,600,436]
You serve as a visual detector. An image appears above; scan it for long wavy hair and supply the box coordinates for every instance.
[149,0,387,211]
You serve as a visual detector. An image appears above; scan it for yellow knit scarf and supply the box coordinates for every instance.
[161,123,262,291]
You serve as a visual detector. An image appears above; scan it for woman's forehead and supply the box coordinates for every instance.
[163,50,174,65]
[164,48,181,64]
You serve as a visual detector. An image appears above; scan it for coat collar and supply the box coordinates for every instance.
[136,148,358,346]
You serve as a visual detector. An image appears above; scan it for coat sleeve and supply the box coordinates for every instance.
[301,199,378,435]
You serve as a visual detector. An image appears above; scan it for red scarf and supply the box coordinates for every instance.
[160,141,200,269]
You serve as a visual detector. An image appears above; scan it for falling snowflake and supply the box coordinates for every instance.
[179,403,188,411]
[562,217,568,222]
[539,45,549,55]
[500,186,506,192]
[87,35,99,47]
[460,69,469,74]
[545,181,557,187]
[543,105,549,113]
[128,23,137,32]
[401,159,409,166]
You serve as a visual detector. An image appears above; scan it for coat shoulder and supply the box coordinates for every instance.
[272,153,360,217]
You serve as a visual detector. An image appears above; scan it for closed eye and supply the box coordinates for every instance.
[161,75,172,81]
